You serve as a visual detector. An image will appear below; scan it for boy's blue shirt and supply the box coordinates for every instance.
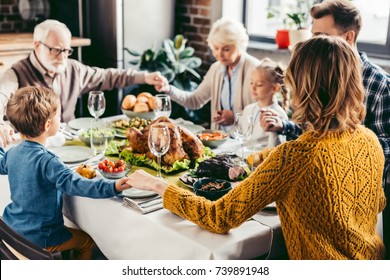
[0,140,117,247]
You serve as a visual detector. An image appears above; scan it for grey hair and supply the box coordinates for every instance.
[33,19,71,42]
[207,18,249,54]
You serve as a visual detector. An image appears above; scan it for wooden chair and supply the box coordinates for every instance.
[0,218,62,260]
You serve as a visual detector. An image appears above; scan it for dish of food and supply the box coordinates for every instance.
[49,146,94,163]
[97,159,130,179]
[197,129,228,148]
[75,164,97,179]
[111,117,152,138]
[120,116,214,173]
[193,178,232,201]
[77,127,115,145]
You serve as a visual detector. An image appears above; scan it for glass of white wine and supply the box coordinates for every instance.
[148,124,170,179]
[87,91,106,120]
[233,113,254,166]
[153,94,172,119]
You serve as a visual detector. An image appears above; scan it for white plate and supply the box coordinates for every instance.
[180,124,205,133]
[67,117,94,130]
[121,188,158,199]
[49,146,94,163]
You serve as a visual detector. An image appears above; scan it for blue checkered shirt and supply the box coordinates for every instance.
[281,52,390,175]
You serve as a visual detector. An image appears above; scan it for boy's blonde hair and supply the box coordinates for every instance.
[255,58,289,111]
[6,86,59,138]
[285,35,365,137]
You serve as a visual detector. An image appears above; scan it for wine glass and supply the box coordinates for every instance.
[233,113,254,166]
[148,124,171,179]
[153,94,172,119]
[87,91,106,120]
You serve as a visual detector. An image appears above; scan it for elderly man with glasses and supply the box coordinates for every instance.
[0,19,166,146]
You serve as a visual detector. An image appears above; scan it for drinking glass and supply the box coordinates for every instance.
[233,113,254,166]
[88,91,106,120]
[153,94,172,119]
[148,124,170,179]
[90,119,113,155]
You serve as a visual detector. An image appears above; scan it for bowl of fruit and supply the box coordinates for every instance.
[98,159,130,179]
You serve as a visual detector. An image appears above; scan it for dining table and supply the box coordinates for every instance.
[0,115,286,260]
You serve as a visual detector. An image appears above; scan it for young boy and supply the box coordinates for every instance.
[0,86,131,259]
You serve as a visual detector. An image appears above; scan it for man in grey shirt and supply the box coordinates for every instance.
[0,19,166,147]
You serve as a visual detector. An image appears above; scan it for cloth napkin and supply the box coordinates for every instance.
[123,196,163,214]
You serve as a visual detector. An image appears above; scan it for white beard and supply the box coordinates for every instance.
[37,48,68,74]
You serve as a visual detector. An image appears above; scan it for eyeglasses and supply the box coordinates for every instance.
[39,41,74,57]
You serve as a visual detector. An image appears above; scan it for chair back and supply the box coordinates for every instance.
[0,218,61,260]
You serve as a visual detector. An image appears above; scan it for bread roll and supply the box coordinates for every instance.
[137,92,153,99]
[122,95,136,110]
[147,96,156,110]
[136,95,149,103]
[133,102,150,112]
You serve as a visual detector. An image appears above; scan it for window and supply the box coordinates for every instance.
[242,0,390,58]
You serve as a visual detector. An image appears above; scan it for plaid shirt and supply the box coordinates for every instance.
[281,52,390,175]
[360,52,390,175]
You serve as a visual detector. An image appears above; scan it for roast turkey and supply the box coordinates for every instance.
[125,117,205,166]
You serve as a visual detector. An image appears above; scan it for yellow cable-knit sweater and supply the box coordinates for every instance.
[163,125,386,259]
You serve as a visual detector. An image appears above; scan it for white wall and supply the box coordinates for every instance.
[123,0,175,69]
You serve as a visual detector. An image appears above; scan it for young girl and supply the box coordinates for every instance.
[240,58,289,148]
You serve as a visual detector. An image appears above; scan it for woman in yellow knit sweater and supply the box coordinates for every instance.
[126,36,386,260]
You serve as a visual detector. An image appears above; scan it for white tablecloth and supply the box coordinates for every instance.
[0,116,283,260]
[62,194,280,260]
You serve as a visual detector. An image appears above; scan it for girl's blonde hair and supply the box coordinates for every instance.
[285,35,365,137]
[207,18,249,54]
[255,58,289,111]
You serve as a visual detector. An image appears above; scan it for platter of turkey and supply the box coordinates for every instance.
[119,116,214,173]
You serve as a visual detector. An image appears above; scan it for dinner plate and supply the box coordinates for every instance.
[179,124,205,133]
[49,146,95,163]
[67,117,94,130]
[120,188,158,199]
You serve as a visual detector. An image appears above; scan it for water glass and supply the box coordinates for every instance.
[90,120,112,155]
[153,94,172,119]
[233,113,254,166]
[88,91,106,120]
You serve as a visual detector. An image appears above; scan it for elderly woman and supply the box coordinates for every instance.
[127,36,386,260]
[162,18,259,131]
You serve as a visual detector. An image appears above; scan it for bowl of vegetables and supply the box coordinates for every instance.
[197,129,228,148]
[98,159,130,179]
[193,178,232,201]
[78,127,115,146]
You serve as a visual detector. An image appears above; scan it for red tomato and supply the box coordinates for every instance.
[113,167,118,172]
[104,166,111,172]
[116,160,125,167]
[98,162,106,170]
[117,166,124,172]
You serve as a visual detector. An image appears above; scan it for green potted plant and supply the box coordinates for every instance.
[268,0,315,48]
[125,35,204,122]
[125,34,202,91]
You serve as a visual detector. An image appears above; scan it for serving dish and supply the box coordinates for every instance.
[193,178,232,201]
[197,129,228,148]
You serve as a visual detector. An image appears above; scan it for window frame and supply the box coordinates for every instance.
[242,0,390,59]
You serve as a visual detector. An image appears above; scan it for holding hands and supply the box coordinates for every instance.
[144,72,170,93]
[126,169,168,196]
[259,109,284,133]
